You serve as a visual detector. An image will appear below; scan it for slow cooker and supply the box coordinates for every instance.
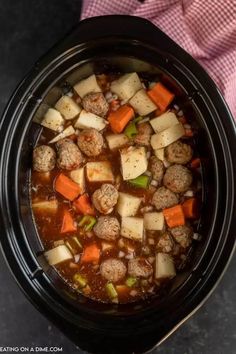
[0,16,235,354]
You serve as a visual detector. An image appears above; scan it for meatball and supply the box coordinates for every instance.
[128,258,153,278]
[92,184,119,214]
[33,145,56,172]
[152,187,179,210]
[94,216,120,241]
[56,138,83,170]
[163,164,192,193]
[156,232,175,253]
[100,258,127,282]
[77,128,104,157]
[165,141,193,164]
[82,92,109,117]
[170,225,193,248]
[149,156,164,184]
[134,122,153,146]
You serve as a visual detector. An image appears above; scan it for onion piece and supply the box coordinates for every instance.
[137,117,150,124]
[184,190,194,197]
[118,251,125,258]
[74,254,81,263]
[193,233,202,241]
[144,170,152,177]
[150,179,158,187]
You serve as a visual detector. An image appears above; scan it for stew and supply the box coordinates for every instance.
[31,71,202,304]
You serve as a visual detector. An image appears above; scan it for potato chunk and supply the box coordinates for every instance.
[44,245,73,266]
[120,146,148,180]
[154,148,165,161]
[129,89,157,116]
[110,72,142,100]
[73,74,101,98]
[69,167,85,193]
[86,161,114,182]
[74,110,107,131]
[41,108,64,132]
[106,134,129,150]
[32,199,58,213]
[150,112,179,133]
[55,95,81,120]
[121,217,144,241]
[151,123,185,149]
[155,253,176,279]
[144,212,164,231]
[117,192,142,217]
[49,125,75,144]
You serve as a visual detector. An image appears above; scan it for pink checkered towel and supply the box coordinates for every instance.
[82,0,236,119]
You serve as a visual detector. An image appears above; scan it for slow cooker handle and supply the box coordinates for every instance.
[58,15,179,54]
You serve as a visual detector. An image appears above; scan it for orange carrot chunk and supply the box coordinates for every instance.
[182,198,199,219]
[73,194,95,216]
[190,158,201,169]
[148,82,175,112]
[163,205,185,228]
[60,209,77,234]
[80,243,100,264]
[108,104,134,133]
[55,173,81,201]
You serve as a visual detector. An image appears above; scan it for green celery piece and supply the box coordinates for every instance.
[124,122,137,139]
[73,273,87,288]
[125,276,137,287]
[105,282,118,299]
[78,215,97,231]
[129,175,149,188]
[133,116,143,123]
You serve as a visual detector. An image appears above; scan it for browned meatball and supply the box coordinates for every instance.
[163,164,192,193]
[152,187,179,210]
[82,92,109,117]
[128,258,153,278]
[94,216,120,241]
[33,145,56,172]
[165,141,193,164]
[92,184,119,214]
[134,122,153,146]
[149,156,164,184]
[156,232,175,253]
[77,128,104,157]
[56,138,83,170]
[100,258,127,282]
[170,225,193,248]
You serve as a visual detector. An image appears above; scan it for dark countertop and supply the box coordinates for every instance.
[0,1,235,353]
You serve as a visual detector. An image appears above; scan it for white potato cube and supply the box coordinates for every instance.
[55,95,81,120]
[69,167,85,193]
[32,199,58,213]
[106,134,129,150]
[49,125,75,144]
[74,110,107,131]
[44,245,73,266]
[151,123,185,149]
[41,108,65,132]
[129,89,157,116]
[121,217,144,242]
[144,212,164,231]
[86,161,114,182]
[117,192,142,217]
[155,253,176,279]
[110,72,142,100]
[73,74,101,98]
[150,112,179,133]
[120,146,148,180]
[154,148,165,161]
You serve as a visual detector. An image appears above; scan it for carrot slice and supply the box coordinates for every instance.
[182,198,199,219]
[55,173,81,201]
[60,209,77,233]
[80,243,100,264]
[163,205,185,228]
[73,194,95,216]
[148,82,175,112]
[108,104,134,133]
[190,158,201,169]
